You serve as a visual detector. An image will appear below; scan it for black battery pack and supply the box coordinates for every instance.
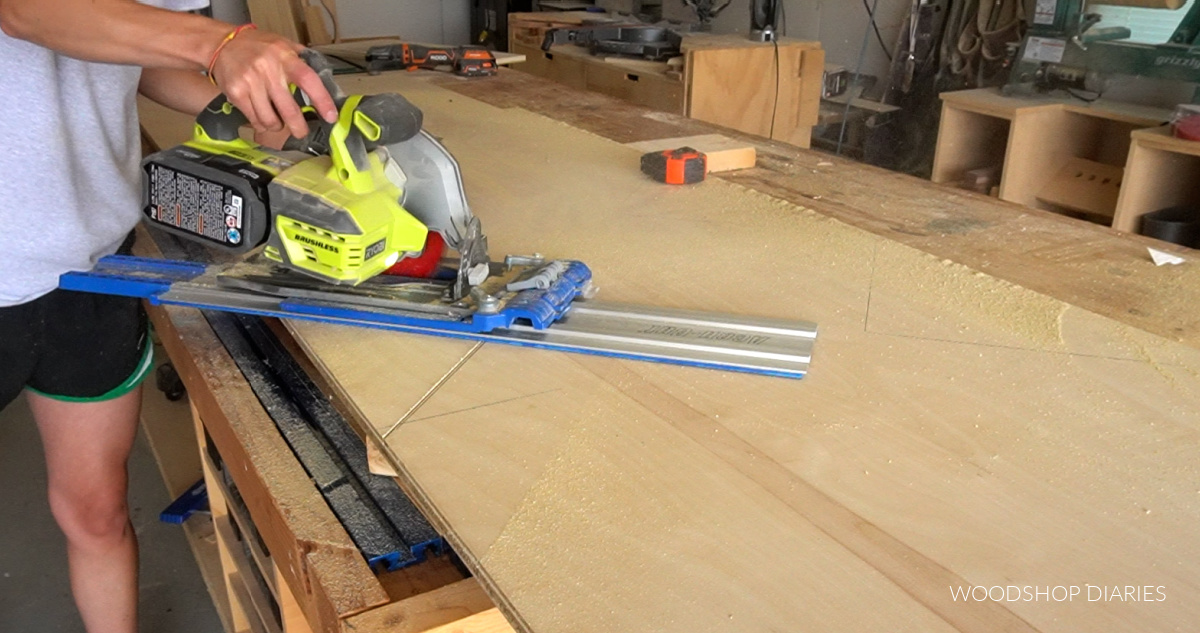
[141,145,277,254]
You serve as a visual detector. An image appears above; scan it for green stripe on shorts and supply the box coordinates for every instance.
[27,335,155,403]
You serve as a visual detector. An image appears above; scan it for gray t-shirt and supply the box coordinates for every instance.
[0,0,208,306]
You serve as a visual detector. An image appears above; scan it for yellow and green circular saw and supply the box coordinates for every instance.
[140,50,484,291]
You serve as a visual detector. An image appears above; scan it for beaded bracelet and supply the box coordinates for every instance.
[206,23,258,86]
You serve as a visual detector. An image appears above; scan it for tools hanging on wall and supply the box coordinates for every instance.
[854,0,1029,177]
[942,0,1027,89]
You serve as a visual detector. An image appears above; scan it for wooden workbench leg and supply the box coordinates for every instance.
[275,564,315,633]
[192,402,253,633]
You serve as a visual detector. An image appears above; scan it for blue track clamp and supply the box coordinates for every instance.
[160,479,209,525]
[500,261,591,330]
[367,551,409,572]
[409,537,447,562]
[366,536,449,572]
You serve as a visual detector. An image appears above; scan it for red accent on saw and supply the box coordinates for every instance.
[384,231,446,278]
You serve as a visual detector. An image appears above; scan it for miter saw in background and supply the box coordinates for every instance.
[1005,0,1200,102]
[60,50,817,379]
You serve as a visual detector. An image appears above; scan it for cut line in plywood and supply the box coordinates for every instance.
[624,134,757,173]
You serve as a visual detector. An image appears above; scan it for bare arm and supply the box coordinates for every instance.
[2,0,227,70]
[138,68,219,117]
[0,0,337,137]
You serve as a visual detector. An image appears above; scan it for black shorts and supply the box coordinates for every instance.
[0,289,152,409]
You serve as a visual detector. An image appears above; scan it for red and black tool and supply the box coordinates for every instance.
[365,43,497,77]
[640,147,707,185]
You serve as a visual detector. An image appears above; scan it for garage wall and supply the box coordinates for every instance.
[336,0,471,44]
[210,0,908,75]
[209,0,472,44]
[665,0,912,81]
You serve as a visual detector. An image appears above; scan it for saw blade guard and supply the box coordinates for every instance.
[386,130,490,298]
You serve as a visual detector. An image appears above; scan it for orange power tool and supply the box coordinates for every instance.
[365,43,497,77]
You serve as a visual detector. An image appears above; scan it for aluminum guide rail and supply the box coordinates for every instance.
[60,255,817,379]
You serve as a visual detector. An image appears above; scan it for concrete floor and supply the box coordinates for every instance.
[0,392,223,633]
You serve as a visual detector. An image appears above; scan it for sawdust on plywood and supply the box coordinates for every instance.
[869,239,1068,350]
[474,402,957,633]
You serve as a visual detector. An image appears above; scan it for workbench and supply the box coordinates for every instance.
[138,66,1200,633]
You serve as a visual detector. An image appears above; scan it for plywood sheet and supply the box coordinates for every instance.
[279,75,1200,633]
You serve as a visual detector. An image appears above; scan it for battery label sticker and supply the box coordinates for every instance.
[226,194,243,229]
[1023,37,1066,63]
[1034,0,1057,25]
[146,163,240,245]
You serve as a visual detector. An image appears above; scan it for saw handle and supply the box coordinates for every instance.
[192,48,425,193]
[193,49,342,144]
[352,93,424,147]
[296,47,429,146]
[278,92,423,157]
[325,93,426,191]
[194,94,254,143]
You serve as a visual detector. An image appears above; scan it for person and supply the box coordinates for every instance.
[0,1,337,631]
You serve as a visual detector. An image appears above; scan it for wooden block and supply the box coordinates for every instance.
[247,0,303,42]
[420,609,513,633]
[343,579,500,633]
[1037,156,1124,219]
[624,134,757,173]
[492,52,526,66]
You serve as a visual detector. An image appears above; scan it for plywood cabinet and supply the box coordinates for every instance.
[1114,126,1200,235]
[932,88,1194,237]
